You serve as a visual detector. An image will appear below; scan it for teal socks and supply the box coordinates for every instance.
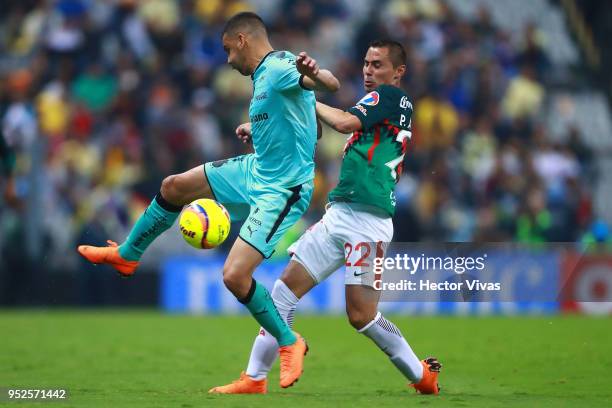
[119,192,182,261]
[240,279,297,347]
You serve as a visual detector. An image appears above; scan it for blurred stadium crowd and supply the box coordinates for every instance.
[1,0,610,274]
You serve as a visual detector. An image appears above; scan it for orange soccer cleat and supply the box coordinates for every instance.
[77,240,139,277]
[208,372,267,394]
[410,357,442,395]
[278,332,308,388]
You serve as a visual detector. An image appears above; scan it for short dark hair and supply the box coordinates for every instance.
[369,39,407,68]
[222,12,267,37]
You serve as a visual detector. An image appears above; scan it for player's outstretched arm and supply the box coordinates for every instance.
[316,101,362,134]
[297,52,340,92]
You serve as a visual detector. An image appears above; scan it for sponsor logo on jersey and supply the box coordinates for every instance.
[399,96,412,109]
[250,112,269,123]
[255,92,267,101]
[357,91,380,106]
[354,104,368,116]
[249,216,262,226]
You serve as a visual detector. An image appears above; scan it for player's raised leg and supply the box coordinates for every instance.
[77,165,214,276]
[346,285,441,394]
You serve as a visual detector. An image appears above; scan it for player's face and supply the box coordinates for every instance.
[362,47,396,91]
[222,33,249,76]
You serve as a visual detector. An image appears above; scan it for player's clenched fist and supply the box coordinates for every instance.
[235,122,252,144]
[296,52,320,77]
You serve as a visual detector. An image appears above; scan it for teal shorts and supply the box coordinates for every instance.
[204,154,314,258]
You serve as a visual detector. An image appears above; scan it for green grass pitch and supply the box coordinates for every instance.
[1,311,611,407]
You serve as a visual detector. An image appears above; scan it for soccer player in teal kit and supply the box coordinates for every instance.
[77,12,339,388]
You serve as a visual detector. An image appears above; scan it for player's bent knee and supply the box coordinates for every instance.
[222,263,250,298]
[161,166,213,205]
[222,265,240,290]
[346,309,375,330]
[160,174,184,205]
[278,261,315,299]
[161,173,205,206]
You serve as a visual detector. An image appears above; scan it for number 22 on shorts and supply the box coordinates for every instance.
[344,241,384,267]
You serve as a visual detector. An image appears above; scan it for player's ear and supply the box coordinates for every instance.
[394,64,406,80]
[237,33,247,49]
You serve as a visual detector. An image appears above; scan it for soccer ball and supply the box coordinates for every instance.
[179,199,231,249]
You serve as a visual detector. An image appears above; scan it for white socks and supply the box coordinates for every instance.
[246,279,298,380]
[244,282,423,384]
[359,312,424,383]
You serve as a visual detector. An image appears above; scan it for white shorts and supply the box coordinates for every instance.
[288,202,393,287]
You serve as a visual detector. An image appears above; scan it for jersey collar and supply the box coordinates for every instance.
[251,50,275,80]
